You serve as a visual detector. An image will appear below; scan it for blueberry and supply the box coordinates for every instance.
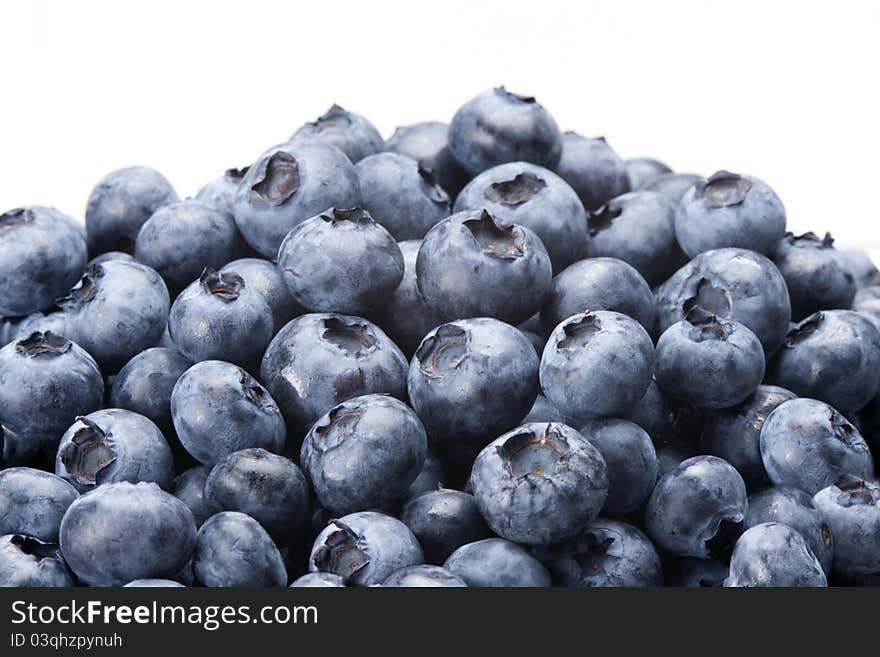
[584,191,683,286]
[443,538,551,587]
[454,162,587,272]
[540,310,654,421]
[195,167,249,216]
[675,171,786,258]
[85,166,178,255]
[769,310,880,412]
[579,419,657,515]
[448,87,561,176]
[725,522,827,587]
[58,261,170,373]
[555,133,630,211]
[301,394,426,514]
[760,398,874,495]
[233,141,360,258]
[645,455,748,558]
[813,476,880,578]
[385,121,469,199]
[366,240,446,358]
[540,257,656,335]
[625,157,672,190]
[772,232,856,320]
[838,249,880,289]
[135,199,241,294]
[220,257,302,333]
[521,394,567,425]
[204,448,310,545]
[55,409,174,491]
[124,579,185,588]
[416,209,552,325]
[261,313,408,432]
[699,385,796,489]
[401,448,445,501]
[382,565,467,587]
[0,332,103,465]
[290,104,384,164]
[59,481,196,586]
[642,172,702,203]
[193,511,287,587]
[534,519,663,587]
[655,248,791,354]
[408,318,539,442]
[354,153,451,240]
[289,572,346,588]
[664,558,729,587]
[0,207,88,316]
[277,207,404,315]
[309,512,423,587]
[172,465,213,526]
[0,535,75,587]
[0,468,79,543]
[169,269,273,370]
[470,422,607,545]
[743,486,834,574]
[400,488,490,564]
[171,360,286,465]
[624,379,674,439]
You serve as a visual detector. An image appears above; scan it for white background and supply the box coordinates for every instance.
[2,0,878,248]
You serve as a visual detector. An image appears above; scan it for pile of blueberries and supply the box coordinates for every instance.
[2,87,880,588]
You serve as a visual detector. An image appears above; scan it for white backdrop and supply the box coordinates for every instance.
[2,0,878,248]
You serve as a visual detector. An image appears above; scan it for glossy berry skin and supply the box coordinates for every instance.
[416,209,552,325]
[55,409,174,492]
[540,311,654,421]
[290,104,384,164]
[772,232,856,321]
[643,172,702,203]
[261,313,408,432]
[448,87,561,176]
[760,398,874,495]
[0,535,75,587]
[367,240,446,358]
[725,522,827,587]
[770,310,880,413]
[408,318,539,442]
[204,448,310,545]
[454,161,587,272]
[290,572,346,588]
[838,249,880,289]
[813,476,880,578]
[443,538,551,587]
[135,199,240,294]
[382,565,467,587]
[301,395,427,515]
[540,257,656,335]
[171,360,286,465]
[85,166,178,255]
[233,141,361,258]
[699,385,796,489]
[654,314,765,409]
[744,486,834,574]
[355,153,451,240]
[59,481,197,587]
[579,419,657,515]
[58,261,170,373]
[309,512,423,587]
[645,456,748,558]
[385,121,469,199]
[0,207,87,316]
[195,167,249,216]
[0,332,104,464]
[675,171,786,258]
[0,468,78,543]
[555,133,630,211]
[625,157,672,190]
[664,558,729,587]
[655,248,791,355]
[399,488,491,564]
[585,191,682,286]
[470,422,608,545]
[172,465,213,527]
[193,511,287,587]
[220,258,301,333]
[277,207,404,315]
[124,579,185,588]
[534,519,663,587]
[169,269,273,370]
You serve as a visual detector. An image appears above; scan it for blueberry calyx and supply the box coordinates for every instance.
[10,535,61,561]
[416,323,469,378]
[682,278,732,320]
[312,520,368,578]
[704,517,743,556]
[319,207,374,225]
[0,207,34,227]
[830,411,858,445]
[224,166,249,182]
[835,474,878,507]
[483,172,547,206]
[250,151,300,206]
[57,264,104,310]
[321,317,377,356]
[685,310,730,342]
[464,210,524,260]
[200,268,244,302]
[587,203,623,236]
[240,374,271,409]
[698,170,751,207]
[571,532,616,573]
[58,416,117,487]
[15,331,72,358]
[784,312,823,347]
[557,312,602,350]
[312,104,351,129]
[789,231,835,249]
[417,167,451,206]
[313,404,362,443]
[496,425,567,479]
[496,86,536,104]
